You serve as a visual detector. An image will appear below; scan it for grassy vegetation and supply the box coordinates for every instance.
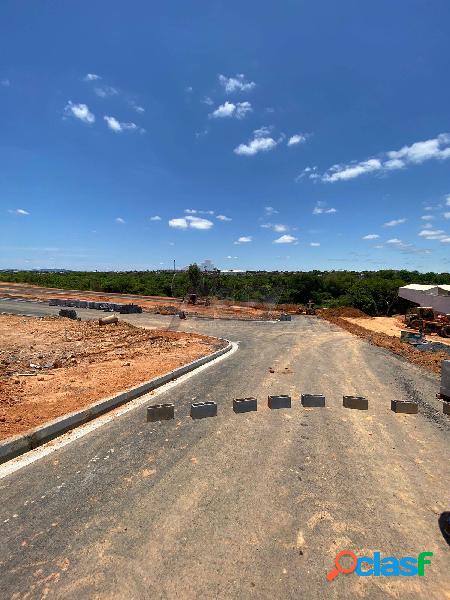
[0,268,448,315]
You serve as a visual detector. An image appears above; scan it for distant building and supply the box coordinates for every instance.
[398,284,450,314]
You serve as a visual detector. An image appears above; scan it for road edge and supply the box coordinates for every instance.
[0,338,233,465]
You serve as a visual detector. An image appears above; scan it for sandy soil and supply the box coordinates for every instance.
[0,281,290,320]
[0,314,224,440]
[318,308,448,374]
[342,315,450,346]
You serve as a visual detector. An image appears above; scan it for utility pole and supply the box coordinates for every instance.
[173,259,176,272]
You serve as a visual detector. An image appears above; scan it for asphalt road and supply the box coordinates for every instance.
[0,300,449,599]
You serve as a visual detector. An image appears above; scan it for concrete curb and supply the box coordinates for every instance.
[0,339,233,465]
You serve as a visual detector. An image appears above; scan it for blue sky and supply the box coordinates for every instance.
[1,1,449,272]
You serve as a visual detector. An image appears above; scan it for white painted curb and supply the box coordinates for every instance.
[0,339,232,465]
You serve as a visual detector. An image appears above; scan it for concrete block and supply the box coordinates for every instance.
[190,401,217,419]
[391,400,418,414]
[443,402,450,416]
[268,395,291,409]
[233,397,257,413]
[440,360,450,400]
[279,314,292,321]
[147,403,175,422]
[301,394,325,408]
[343,396,368,410]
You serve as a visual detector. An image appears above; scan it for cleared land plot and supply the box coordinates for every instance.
[343,315,450,346]
[0,314,224,440]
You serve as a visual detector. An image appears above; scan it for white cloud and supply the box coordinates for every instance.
[169,216,213,230]
[218,74,256,93]
[210,101,252,119]
[84,73,101,81]
[64,101,95,124]
[273,234,297,244]
[310,134,450,183]
[362,234,380,240]
[441,237,450,243]
[446,194,450,206]
[149,215,161,221]
[203,96,214,106]
[287,134,306,146]
[386,238,403,245]
[216,215,232,221]
[264,206,278,215]
[261,223,288,232]
[418,228,447,240]
[8,208,29,215]
[295,166,319,181]
[131,103,145,113]
[234,127,279,156]
[95,85,118,98]
[225,255,238,259]
[104,115,143,133]
[310,242,320,247]
[444,212,450,219]
[313,203,337,215]
[1,78,10,87]
[234,236,252,244]
[115,217,125,224]
[421,215,434,221]
[169,218,188,229]
[383,218,406,227]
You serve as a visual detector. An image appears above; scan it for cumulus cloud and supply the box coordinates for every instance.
[209,101,252,119]
[218,74,256,93]
[84,73,101,81]
[304,134,450,183]
[421,215,434,221]
[310,242,320,247]
[362,234,380,240]
[64,101,95,124]
[444,212,450,219]
[104,115,143,133]
[287,134,306,146]
[234,236,252,244]
[149,215,161,221]
[169,216,213,230]
[115,217,125,224]
[273,234,297,244]
[216,215,232,221]
[8,208,29,215]
[234,126,279,156]
[383,218,406,227]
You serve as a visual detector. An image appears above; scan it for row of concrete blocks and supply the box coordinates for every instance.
[49,298,142,313]
[147,395,440,421]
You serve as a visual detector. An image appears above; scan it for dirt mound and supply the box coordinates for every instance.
[319,312,446,374]
[318,307,369,318]
[0,315,223,440]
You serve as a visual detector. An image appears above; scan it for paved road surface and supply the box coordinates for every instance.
[0,300,449,599]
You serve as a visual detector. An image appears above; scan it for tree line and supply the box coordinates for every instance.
[1,267,448,315]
